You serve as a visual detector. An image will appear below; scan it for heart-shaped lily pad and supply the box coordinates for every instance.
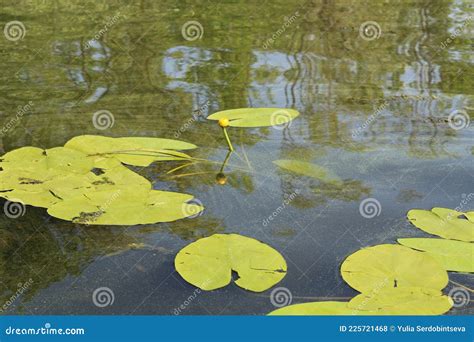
[348,287,453,315]
[175,234,287,292]
[207,108,299,128]
[47,187,203,225]
[397,238,473,273]
[340,244,448,293]
[407,208,473,242]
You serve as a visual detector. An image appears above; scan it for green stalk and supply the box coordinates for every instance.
[222,127,234,152]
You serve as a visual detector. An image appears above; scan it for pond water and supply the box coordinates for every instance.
[0,0,472,315]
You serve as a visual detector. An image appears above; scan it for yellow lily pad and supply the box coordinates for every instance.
[47,187,203,225]
[175,234,287,292]
[407,208,473,242]
[64,135,196,166]
[340,244,448,292]
[207,108,299,128]
[348,287,453,315]
[397,238,473,273]
[273,159,342,184]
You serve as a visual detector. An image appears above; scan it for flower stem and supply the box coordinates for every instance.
[222,127,234,151]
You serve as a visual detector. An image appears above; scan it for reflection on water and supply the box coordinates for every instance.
[0,0,472,314]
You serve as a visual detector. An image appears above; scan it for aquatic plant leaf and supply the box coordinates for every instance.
[340,244,448,293]
[407,208,474,242]
[0,146,93,174]
[207,108,299,128]
[268,302,363,316]
[175,234,287,292]
[0,151,152,208]
[348,287,453,315]
[64,135,196,166]
[273,159,342,184]
[397,238,473,273]
[47,187,203,225]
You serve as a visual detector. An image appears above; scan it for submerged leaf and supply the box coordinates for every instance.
[268,301,362,316]
[175,234,287,292]
[340,244,448,293]
[273,159,342,184]
[407,208,473,242]
[207,108,299,128]
[397,238,473,273]
[348,287,453,315]
[64,135,196,166]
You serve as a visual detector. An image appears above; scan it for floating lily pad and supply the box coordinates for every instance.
[268,301,363,316]
[397,238,473,273]
[407,208,473,242]
[64,135,196,166]
[207,108,299,128]
[273,159,342,184]
[175,234,287,292]
[0,141,204,225]
[340,244,448,293]
[348,287,453,315]
[47,187,203,225]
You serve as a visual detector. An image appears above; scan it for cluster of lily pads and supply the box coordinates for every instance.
[174,207,472,315]
[0,135,204,225]
[1,107,471,315]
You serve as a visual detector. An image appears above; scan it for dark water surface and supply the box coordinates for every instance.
[0,0,472,315]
